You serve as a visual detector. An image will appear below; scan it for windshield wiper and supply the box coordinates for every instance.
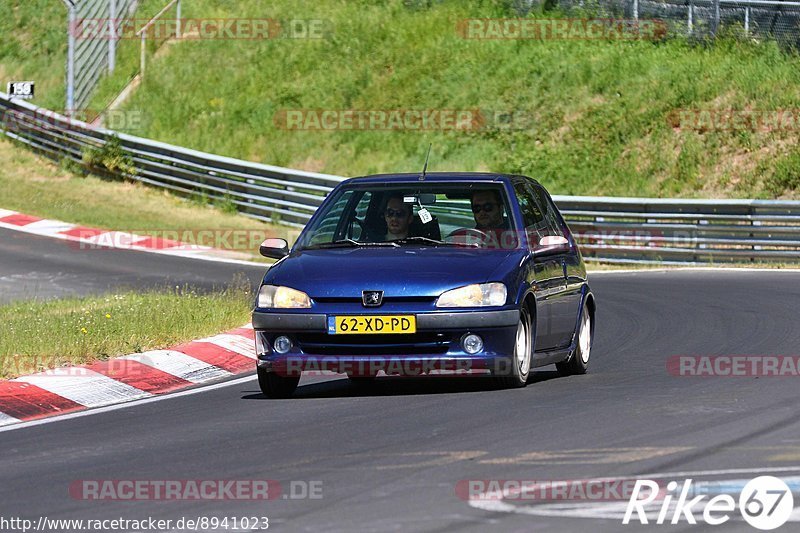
[394,236,479,248]
[305,238,399,249]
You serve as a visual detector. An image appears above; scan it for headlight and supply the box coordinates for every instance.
[436,283,507,308]
[257,285,311,309]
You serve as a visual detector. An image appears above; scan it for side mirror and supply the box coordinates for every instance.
[534,235,570,256]
[259,238,289,259]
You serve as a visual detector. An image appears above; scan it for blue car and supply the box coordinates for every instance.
[252,172,595,398]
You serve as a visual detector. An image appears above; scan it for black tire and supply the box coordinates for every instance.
[495,306,533,389]
[556,301,592,376]
[257,366,300,398]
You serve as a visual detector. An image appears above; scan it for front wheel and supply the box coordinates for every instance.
[495,307,532,389]
[556,301,592,376]
[257,366,300,398]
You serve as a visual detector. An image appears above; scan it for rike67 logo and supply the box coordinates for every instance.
[623,476,794,530]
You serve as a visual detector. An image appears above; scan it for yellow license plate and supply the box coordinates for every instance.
[328,315,416,334]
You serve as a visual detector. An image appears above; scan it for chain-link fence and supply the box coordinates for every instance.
[63,0,139,112]
[527,0,800,47]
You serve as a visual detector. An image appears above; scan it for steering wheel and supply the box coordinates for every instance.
[445,228,490,246]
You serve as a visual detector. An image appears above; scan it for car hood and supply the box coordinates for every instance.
[264,247,521,299]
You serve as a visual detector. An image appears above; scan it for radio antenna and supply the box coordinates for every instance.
[419,144,432,181]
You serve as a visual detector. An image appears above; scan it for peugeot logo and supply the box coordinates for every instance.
[362,290,384,307]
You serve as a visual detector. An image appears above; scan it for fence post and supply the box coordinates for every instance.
[745,6,750,33]
[176,0,182,39]
[688,1,693,32]
[63,1,76,114]
[713,0,721,35]
[140,32,146,80]
[108,0,118,73]
[633,0,639,21]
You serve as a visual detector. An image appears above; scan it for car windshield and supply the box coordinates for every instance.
[295,183,523,251]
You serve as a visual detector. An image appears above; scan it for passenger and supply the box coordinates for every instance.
[384,195,414,241]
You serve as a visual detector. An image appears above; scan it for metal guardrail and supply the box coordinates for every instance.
[2,93,800,264]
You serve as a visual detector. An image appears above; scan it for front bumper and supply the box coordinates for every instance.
[252,310,519,330]
[252,309,520,376]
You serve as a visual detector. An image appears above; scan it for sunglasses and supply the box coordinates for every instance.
[471,202,497,214]
[385,208,409,218]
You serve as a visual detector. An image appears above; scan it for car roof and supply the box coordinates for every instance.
[342,172,540,186]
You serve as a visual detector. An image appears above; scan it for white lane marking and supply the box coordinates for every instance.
[196,334,256,359]
[0,374,257,433]
[470,491,800,522]
[21,219,76,235]
[14,368,151,407]
[0,412,22,427]
[121,350,232,383]
[0,209,19,218]
[467,466,800,520]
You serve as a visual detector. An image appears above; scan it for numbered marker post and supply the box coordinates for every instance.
[7,81,35,100]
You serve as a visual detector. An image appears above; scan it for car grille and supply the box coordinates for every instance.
[312,297,437,304]
[295,332,450,355]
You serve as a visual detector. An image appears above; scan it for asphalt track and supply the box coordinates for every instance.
[0,226,267,303]
[2,227,800,532]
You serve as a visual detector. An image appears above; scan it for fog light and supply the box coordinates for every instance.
[462,334,483,355]
[274,336,292,354]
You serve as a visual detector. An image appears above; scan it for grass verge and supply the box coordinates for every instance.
[0,138,295,260]
[0,0,175,112]
[0,282,253,379]
[97,0,800,200]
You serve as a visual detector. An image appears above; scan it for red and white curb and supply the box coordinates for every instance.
[0,208,259,265]
[0,324,256,427]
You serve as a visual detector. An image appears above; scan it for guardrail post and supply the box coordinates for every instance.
[688,1,693,32]
[750,205,758,262]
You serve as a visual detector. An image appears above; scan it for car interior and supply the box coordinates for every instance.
[359,192,442,242]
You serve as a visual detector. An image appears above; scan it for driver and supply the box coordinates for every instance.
[384,195,414,241]
[469,189,516,248]
[470,190,508,231]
